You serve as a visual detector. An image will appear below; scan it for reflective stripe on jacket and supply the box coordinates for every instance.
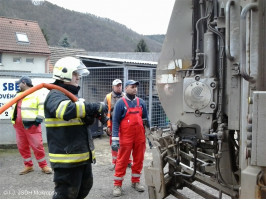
[11,91,44,125]
[44,88,95,168]
[49,152,90,163]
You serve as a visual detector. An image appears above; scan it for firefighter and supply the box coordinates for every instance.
[104,79,132,171]
[11,76,52,175]
[44,56,108,199]
[111,80,149,197]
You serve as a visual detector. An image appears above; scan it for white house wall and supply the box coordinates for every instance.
[0,53,47,73]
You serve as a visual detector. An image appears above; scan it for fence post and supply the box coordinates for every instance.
[149,69,153,126]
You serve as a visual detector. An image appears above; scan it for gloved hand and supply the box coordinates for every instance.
[95,102,109,125]
[111,140,120,152]
[34,117,43,126]
[35,117,43,124]
[106,127,112,136]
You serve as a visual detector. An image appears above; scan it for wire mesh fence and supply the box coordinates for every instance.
[81,66,169,128]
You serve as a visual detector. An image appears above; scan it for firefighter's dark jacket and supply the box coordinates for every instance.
[44,81,95,168]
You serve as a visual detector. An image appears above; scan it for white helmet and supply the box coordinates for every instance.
[53,57,90,82]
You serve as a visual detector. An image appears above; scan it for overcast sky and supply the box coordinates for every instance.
[45,0,175,35]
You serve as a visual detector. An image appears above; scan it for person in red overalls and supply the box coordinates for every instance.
[111,80,149,197]
[11,76,52,175]
[104,79,132,171]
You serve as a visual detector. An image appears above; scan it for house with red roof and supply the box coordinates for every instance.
[0,17,50,73]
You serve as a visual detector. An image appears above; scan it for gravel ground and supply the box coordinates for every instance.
[0,134,231,199]
[0,134,153,199]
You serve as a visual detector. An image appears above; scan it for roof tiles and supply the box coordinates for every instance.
[0,17,50,55]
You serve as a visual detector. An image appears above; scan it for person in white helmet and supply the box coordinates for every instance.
[44,57,108,199]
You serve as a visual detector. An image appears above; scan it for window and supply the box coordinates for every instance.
[13,57,21,63]
[16,32,29,43]
[26,58,34,63]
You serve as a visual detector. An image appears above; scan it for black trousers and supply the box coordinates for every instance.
[52,163,93,199]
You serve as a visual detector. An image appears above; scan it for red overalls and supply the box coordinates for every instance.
[14,100,47,168]
[114,97,146,186]
[109,125,132,165]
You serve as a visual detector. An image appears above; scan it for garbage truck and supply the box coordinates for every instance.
[144,0,266,198]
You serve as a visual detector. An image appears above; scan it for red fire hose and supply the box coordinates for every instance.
[0,83,78,115]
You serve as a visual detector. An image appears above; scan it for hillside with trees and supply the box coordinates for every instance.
[0,0,164,52]
[146,34,165,44]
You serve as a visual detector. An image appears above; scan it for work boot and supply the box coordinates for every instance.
[109,164,115,171]
[19,166,34,175]
[41,166,52,174]
[127,163,132,168]
[131,182,145,192]
[113,185,122,197]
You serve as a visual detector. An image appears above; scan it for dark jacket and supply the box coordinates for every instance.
[44,82,95,168]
